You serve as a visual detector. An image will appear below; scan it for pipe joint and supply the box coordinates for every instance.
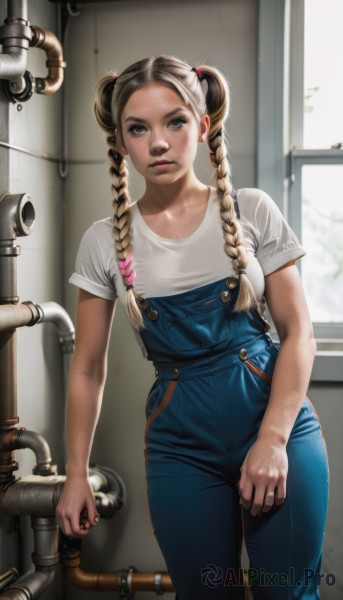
[1,570,55,600]
[36,302,75,352]
[29,25,67,95]
[21,302,41,327]
[0,194,35,241]
[18,429,58,476]
[0,12,32,81]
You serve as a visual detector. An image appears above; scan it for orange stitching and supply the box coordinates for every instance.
[245,359,272,384]
[144,380,178,442]
[144,379,178,535]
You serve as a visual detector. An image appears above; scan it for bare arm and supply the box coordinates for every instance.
[56,289,116,536]
[239,262,316,515]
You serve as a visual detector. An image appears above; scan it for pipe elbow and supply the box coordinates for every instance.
[0,570,55,599]
[29,25,66,95]
[0,193,35,240]
[36,302,75,348]
[18,429,57,476]
[0,50,27,80]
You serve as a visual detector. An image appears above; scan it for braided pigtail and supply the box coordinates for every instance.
[93,73,144,329]
[193,65,257,312]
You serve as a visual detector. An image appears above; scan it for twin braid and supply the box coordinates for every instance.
[208,130,257,311]
[106,135,144,329]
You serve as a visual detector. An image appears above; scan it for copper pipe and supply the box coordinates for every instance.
[63,549,174,593]
[0,569,19,592]
[29,26,67,95]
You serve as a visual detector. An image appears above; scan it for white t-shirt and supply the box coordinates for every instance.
[70,187,305,325]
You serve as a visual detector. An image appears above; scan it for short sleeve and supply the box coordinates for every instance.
[69,220,118,300]
[239,188,305,276]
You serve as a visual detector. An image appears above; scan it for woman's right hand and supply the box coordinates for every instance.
[56,475,99,537]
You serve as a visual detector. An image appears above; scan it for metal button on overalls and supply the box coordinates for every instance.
[220,290,231,303]
[148,309,159,321]
[239,348,248,361]
[226,277,239,290]
[172,368,179,379]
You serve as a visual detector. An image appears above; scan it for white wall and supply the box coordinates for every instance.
[63,2,257,599]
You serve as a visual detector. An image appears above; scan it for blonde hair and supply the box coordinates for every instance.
[93,55,256,329]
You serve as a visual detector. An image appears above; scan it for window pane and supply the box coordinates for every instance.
[302,165,343,323]
[304,0,343,148]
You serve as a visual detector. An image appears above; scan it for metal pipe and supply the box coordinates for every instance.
[0,516,59,599]
[0,301,74,348]
[36,302,75,352]
[0,570,19,593]
[0,193,35,483]
[18,430,57,476]
[0,467,125,517]
[0,0,32,81]
[7,0,28,21]
[0,303,40,332]
[0,429,57,476]
[0,570,55,599]
[29,26,67,95]
[62,545,174,594]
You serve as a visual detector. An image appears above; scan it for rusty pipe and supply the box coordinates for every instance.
[0,429,57,476]
[0,194,35,482]
[29,26,66,94]
[63,547,174,594]
[0,303,40,332]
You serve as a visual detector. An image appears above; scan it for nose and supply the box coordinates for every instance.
[149,129,169,155]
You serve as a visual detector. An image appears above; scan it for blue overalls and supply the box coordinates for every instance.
[139,277,329,600]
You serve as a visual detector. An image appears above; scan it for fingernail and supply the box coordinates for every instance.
[94,514,99,524]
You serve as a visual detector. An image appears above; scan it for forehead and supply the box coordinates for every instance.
[122,82,190,118]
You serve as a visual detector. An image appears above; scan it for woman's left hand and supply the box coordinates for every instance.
[238,438,288,516]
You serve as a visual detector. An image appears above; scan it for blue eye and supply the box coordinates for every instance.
[170,117,186,128]
[128,124,145,135]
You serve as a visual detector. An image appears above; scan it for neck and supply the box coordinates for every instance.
[141,169,208,212]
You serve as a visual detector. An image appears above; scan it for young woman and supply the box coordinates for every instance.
[57,55,329,599]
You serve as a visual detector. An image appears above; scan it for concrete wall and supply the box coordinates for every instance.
[0,2,65,598]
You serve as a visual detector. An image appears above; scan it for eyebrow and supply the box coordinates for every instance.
[124,107,188,123]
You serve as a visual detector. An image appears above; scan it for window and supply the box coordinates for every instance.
[289,0,343,336]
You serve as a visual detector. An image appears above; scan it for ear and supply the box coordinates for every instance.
[198,115,210,142]
[115,128,128,156]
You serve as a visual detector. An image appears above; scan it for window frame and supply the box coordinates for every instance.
[258,0,343,342]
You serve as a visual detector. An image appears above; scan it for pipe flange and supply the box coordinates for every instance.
[4,70,35,104]
[32,552,60,568]
[0,193,35,239]
[125,565,137,598]
[117,569,133,598]
[22,301,41,326]
[32,464,58,476]
[154,572,165,595]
